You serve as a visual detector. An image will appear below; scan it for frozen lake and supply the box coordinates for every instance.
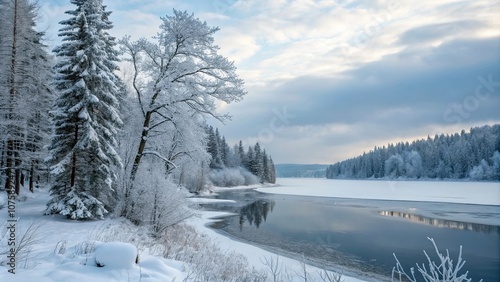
[203,179,500,281]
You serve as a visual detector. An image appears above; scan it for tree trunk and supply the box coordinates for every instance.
[70,124,78,188]
[128,111,152,185]
[5,140,14,194]
[20,170,24,187]
[15,167,20,195]
[29,162,34,192]
[122,111,151,218]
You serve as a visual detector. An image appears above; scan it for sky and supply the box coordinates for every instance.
[39,0,500,164]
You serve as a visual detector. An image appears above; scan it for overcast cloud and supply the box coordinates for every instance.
[40,0,500,164]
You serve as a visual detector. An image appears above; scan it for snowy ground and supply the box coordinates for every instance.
[0,190,187,282]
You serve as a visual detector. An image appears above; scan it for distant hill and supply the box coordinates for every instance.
[275,164,327,178]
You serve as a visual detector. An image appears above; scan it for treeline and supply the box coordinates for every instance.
[326,125,500,181]
[206,126,276,186]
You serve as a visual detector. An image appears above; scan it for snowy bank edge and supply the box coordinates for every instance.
[256,178,500,206]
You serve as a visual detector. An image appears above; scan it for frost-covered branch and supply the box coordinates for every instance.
[141,151,177,169]
[392,237,482,282]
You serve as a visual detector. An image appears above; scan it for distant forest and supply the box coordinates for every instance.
[275,164,327,178]
[326,125,500,181]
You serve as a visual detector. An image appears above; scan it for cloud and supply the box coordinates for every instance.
[398,20,485,45]
[221,34,500,163]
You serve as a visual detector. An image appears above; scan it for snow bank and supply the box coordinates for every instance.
[188,197,236,204]
[257,178,500,206]
[94,242,137,268]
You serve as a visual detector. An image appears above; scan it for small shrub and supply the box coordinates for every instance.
[392,237,482,282]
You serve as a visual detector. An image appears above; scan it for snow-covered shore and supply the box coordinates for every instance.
[256,178,500,206]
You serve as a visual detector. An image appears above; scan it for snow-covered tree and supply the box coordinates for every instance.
[238,140,246,166]
[385,154,405,178]
[245,146,255,173]
[404,150,423,178]
[120,10,246,213]
[221,136,231,167]
[491,151,500,181]
[469,159,491,180]
[207,126,223,169]
[0,0,54,194]
[268,157,276,184]
[46,0,122,219]
[252,142,264,180]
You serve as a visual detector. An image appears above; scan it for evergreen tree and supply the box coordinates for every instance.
[221,136,231,167]
[246,146,255,173]
[207,126,223,169]
[268,157,276,183]
[238,140,246,166]
[253,142,264,181]
[262,150,270,182]
[46,0,122,219]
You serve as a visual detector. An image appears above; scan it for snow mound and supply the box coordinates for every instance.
[94,242,138,269]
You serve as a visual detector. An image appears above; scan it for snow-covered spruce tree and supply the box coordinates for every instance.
[207,126,223,169]
[271,158,277,183]
[46,0,122,219]
[253,142,264,181]
[0,0,54,194]
[120,10,245,217]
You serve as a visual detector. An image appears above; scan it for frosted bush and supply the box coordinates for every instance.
[392,237,482,282]
[209,167,260,187]
[126,161,195,236]
[151,224,267,281]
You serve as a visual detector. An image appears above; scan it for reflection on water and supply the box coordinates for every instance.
[206,190,499,281]
[379,210,500,234]
[239,199,275,229]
